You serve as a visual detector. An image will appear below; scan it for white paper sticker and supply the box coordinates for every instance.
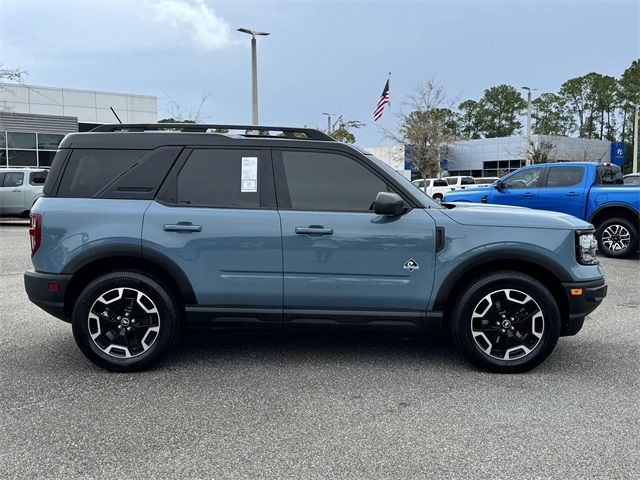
[241,157,258,192]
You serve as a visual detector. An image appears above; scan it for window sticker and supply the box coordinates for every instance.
[241,157,258,192]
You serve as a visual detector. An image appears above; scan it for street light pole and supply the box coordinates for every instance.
[237,28,270,125]
[322,112,336,134]
[521,86,536,166]
[633,105,639,174]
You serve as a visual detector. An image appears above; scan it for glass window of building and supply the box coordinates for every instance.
[38,134,65,150]
[7,132,36,149]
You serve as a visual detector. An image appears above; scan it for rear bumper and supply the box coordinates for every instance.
[560,278,607,335]
[24,270,71,322]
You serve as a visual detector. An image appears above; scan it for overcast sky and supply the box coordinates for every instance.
[1,0,638,145]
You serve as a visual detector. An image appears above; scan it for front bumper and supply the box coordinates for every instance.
[560,278,607,335]
[24,270,72,322]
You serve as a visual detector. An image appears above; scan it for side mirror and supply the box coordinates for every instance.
[495,179,504,190]
[373,192,405,216]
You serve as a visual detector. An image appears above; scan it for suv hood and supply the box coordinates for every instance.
[440,202,592,230]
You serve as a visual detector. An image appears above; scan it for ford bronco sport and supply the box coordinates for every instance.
[24,124,607,373]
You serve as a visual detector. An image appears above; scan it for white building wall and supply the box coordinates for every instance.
[364,144,405,170]
[0,83,157,124]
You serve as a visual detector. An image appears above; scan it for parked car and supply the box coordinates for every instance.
[445,176,476,190]
[445,162,640,258]
[474,176,500,186]
[623,173,640,186]
[25,124,606,373]
[0,168,48,217]
[411,177,451,202]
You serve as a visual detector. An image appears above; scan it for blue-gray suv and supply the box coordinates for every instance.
[24,124,607,373]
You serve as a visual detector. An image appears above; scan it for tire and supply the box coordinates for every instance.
[71,271,180,372]
[450,270,561,374]
[595,217,638,259]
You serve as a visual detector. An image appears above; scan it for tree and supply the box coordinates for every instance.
[0,63,27,112]
[458,99,482,139]
[476,84,527,138]
[528,137,556,164]
[532,93,574,136]
[618,59,640,143]
[388,79,458,180]
[325,116,364,143]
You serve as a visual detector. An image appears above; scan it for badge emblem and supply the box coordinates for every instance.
[403,259,419,272]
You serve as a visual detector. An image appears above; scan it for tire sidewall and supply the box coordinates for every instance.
[452,273,561,373]
[595,217,638,259]
[71,272,178,371]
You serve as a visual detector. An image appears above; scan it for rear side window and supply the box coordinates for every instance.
[446,177,457,185]
[596,166,623,185]
[29,171,48,186]
[176,149,261,208]
[545,166,584,187]
[279,150,387,212]
[58,149,145,197]
[2,172,24,187]
[461,177,475,185]
[433,179,448,187]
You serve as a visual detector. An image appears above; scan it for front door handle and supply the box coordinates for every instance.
[163,223,202,232]
[12,189,21,192]
[295,226,333,235]
[566,192,580,197]
[523,192,534,198]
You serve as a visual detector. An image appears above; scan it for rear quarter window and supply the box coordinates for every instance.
[57,149,146,197]
[29,171,48,186]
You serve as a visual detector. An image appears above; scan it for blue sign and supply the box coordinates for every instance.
[404,145,416,171]
[440,158,449,171]
[611,142,625,167]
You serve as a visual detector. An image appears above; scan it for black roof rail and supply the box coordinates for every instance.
[89,123,335,141]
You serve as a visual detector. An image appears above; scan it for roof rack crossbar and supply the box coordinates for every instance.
[90,123,335,141]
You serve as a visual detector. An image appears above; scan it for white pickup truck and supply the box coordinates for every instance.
[0,168,48,217]
[411,177,452,202]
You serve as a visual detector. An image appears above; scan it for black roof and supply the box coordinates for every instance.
[60,123,339,150]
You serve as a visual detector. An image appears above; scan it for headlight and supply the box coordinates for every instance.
[576,231,598,265]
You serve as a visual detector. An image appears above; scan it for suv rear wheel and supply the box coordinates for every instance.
[595,217,638,259]
[71,271,179,371]
[451,271,561,373]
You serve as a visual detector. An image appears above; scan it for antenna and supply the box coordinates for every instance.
[109,107,122,124]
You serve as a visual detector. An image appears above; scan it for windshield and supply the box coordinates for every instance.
[364,154,441,208]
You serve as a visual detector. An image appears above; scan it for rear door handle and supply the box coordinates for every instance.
[12,189,21,192]
[295,226,333,235]
[523,192,534,198]
[163,223,202,232]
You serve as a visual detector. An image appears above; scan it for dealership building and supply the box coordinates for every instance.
[368,135,622,178]
[0,83,157,168]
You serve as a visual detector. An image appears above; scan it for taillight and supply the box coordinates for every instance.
[29,213,42,256]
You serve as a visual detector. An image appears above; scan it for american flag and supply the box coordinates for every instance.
[373,79,390,121]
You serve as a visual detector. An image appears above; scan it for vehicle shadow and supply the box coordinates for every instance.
[0,220,29,227]
[169,328,462,368]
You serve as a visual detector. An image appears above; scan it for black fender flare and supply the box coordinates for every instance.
[432,247,573,312]
[588,202,640,225]
[61,244,197,304]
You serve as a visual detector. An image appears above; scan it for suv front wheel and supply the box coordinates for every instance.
[451,271,561,373]
[71,271,179,371]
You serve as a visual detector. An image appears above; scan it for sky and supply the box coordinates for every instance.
[0,0,638,146]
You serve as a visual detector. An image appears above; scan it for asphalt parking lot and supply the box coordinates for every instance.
[0,220,638,479]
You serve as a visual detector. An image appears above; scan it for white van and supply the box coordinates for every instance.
[411,178,451,202]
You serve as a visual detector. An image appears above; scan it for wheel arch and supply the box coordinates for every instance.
[62,246,196,319]
[434,250,571,332]
[589,203,640,228]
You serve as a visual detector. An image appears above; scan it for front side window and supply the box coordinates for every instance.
[280,150,387,211]
[545,167,584,187]
[176,149,261,208]
[503,168,543,189]
[3,172,24,187]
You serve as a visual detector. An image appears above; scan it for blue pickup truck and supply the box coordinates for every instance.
[445,162,640,258]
